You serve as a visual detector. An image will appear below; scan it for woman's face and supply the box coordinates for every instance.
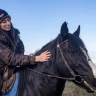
[0,17,11,31]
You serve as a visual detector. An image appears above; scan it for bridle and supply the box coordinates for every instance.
[25,40,83,83]
[56,40,83,83]
[25,40,96,92]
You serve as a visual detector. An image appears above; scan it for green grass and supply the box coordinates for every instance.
[62,81,96,96]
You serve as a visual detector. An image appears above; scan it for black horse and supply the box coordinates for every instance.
[17,22,96,96]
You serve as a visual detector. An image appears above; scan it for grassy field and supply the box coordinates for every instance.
[62,81,96,96]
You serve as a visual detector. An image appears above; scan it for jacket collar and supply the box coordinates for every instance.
[0,28,19,51]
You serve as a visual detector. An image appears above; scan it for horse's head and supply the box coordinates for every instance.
[57,22,96,93]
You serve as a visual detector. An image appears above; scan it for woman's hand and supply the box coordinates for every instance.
[35,50,51,62]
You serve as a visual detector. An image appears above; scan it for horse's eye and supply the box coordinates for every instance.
[68,49,77,54]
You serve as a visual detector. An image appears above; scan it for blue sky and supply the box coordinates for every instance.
[0,0,96,62]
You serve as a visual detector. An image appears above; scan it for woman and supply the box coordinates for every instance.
[0,9,51,96]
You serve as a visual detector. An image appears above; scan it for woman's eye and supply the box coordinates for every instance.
[2,20,6,23]
[7,19,11,21]
[1,19,11,23]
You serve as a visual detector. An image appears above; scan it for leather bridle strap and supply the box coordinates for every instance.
[57,40,84,83]
[25,40,83,83]
[25,67,75,80]
[57,43,76,77]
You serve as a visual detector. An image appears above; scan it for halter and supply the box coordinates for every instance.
[25,40,96,92]
[56,40,83,83]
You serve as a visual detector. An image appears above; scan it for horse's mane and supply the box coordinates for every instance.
[68,33,87,53]
[33,33,87,56]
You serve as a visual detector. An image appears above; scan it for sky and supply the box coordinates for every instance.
[0,0,96,62]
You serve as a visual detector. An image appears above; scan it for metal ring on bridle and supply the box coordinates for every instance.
[74,75,83,83]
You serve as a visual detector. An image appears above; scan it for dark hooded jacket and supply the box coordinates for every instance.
[0,25,35,75]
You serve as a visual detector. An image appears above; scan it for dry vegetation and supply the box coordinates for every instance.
[62,81,96,96]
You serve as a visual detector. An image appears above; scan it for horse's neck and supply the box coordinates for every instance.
[56,80,66,96]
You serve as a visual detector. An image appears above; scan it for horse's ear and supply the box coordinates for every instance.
[60,21,68,39]
[73,25,80,37]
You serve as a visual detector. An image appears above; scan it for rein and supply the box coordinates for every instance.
[25,67,75,80]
